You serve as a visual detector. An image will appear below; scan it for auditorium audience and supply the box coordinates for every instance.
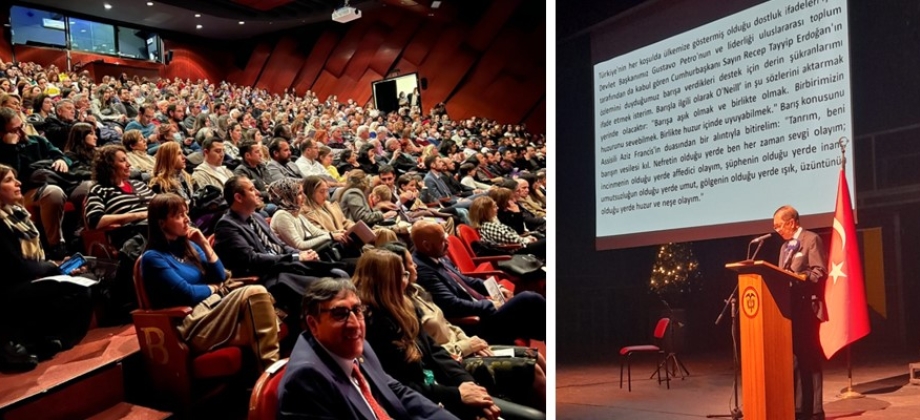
[354,248,543,420]
[470,195,545,260]
[85,144,155,248]
[277,278,456,419]
[337,169,398,228]
[122,129,156,175]
[0,107,71,258]
[141,193,280,370]
[0,164,93,372]
[268,178,345,251]
[381,241,546,409]
[411,220,546,344]
[192,137,234,190]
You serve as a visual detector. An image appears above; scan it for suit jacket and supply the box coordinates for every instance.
[778,228,828,321]
[412,252,496,319]
[277,333,457,420]
[213,209,297,286]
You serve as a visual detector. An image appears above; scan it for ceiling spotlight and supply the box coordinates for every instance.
[146,1,154,5]
[239,21,245,25]
[103,3,112,9]
[196,24,202,29]
[195,14,201,18]
[431,0,442,8]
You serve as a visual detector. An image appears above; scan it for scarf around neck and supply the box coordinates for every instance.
[0,204,45,261]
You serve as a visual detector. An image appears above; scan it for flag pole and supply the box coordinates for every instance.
[834,137,865,400]
[838,345,865,399]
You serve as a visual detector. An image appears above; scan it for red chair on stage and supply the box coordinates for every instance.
[619,317,671,392]
[248,358,289,420]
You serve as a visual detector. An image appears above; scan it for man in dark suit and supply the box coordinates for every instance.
[410,220,545,345]
[773,205,827,420]
[213,175,346,318]
[277,278,457,419]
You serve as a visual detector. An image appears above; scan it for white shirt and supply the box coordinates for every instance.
[315,340,380,419]
[295,155,331,178]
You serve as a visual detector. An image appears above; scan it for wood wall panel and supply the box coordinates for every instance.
[369,15,421,77]
[522,98,546,134]
[258,36,302,92]
[353,67,385,105]
[292,32,340,94]
[0,9,12,63]
[162,40,232,82]
[324,24,367,77]
[467,0,521,52]
[343,25,386,82]
[401,22,440,67]
[227,42,272,87]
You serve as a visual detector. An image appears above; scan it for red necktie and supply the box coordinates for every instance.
[353,361,392,420]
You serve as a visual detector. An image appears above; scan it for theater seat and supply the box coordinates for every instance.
[248,358,289,420]
[130,258,246,412]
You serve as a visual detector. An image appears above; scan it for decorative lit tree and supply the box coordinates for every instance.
[649,242,702,307]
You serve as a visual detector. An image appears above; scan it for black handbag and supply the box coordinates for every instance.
[497,254,544,279]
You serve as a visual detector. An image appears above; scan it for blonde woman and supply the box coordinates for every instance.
[149,142,195,204]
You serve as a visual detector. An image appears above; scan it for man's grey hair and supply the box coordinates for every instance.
[301,278,357,318]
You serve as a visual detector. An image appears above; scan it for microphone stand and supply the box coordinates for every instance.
[707,285,743,419]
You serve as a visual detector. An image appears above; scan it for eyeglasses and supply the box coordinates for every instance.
[320,304,368,322]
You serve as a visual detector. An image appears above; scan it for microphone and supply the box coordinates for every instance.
[749,233,772,243]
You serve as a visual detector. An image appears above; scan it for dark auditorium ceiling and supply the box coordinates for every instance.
[15,0,462,40]
[557,0,650,42]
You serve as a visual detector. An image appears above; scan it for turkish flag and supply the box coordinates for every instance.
[819,170,871,359]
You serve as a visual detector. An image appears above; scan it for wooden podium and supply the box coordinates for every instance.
[725,260,804,420]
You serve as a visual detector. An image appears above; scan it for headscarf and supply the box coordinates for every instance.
[268,178,301,212]
[0,204,45,260]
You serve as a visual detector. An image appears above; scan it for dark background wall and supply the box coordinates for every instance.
[557,0,920,364]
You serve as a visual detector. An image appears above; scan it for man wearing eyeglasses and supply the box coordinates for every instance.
[772,205,827,420]
[278,278,457,419]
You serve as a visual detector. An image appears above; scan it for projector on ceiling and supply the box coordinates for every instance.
[332,6,361,23]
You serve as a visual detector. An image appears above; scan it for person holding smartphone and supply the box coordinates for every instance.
[0,164,93,372]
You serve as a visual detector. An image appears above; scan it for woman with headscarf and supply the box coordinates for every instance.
[267,178,345,251]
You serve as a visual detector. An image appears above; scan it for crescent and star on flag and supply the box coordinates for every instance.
[828,218,847,286]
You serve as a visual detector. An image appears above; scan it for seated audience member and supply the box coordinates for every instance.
[460,162,494,191]
[62,122,98,183]
[517,173,546,217]
[355,249,543,420]
[277,278,457,419]
[124,105,157,145]
[192,137,234,190]
[395,174,456,230]
[301,176,358,252]
[122,129,155,176]
[293,139,332,180]
[492,186,544,234]
[213,175,345,320]
[141,193,280,370]
[85,144,156,248]
[149,142,195,204]
[356,143,381,175]
[266,137,303,183]
[0,107,71,258]
[318,146,346,184]
[337,170,398,228]
[0,164,93,372]
[1,93,40,138]
[411,220,545,344]
[233,139,273,203]
[336,148,361,175]
[224,122,243,161]
[382,241,546,409]
[268,178,346,251]
[28,94,54,133]
[472,196,545,260]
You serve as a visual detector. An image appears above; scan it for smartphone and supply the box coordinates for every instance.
[59,253,86,275]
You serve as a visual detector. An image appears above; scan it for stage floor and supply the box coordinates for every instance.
[557,348,920,419]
